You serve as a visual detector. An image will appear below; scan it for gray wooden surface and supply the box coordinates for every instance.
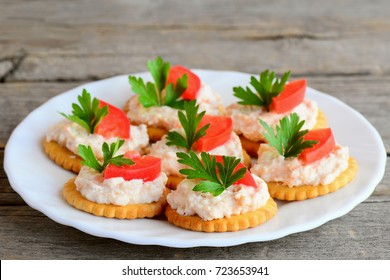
[1,0,389,259]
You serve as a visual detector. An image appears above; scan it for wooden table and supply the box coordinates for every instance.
[1,0,389,259]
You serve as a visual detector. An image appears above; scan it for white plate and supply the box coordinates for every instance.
[4,70,386,248]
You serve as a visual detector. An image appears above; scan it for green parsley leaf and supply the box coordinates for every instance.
[177,151,246,196]
[166,100,209,151]
[260,112,318,158]
[147,56,170,94]
[193,181,225,197]
[128,56,188,109]
[233,69,291,111]
[165,74,188,109]
[128,77,160,108]
[78,139,133,173]
[60,89,108,133]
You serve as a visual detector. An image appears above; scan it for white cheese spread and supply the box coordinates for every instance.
[226,99,318,142]
[167,174,270,221]
[75,166,167,206]
[126,83,224,130]
[46,120,149,159]
[148,132,244,177]
[251,143,349,187]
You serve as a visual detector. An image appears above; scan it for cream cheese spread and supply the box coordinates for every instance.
[167,174,269,221]
[75,166,167,206]
[226,99,318,142]
[148,132,245,177]
[251,143,349,187]
[46,120,149,159]
[126,83,224,131]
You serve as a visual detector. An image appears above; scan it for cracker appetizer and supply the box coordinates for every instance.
[125,57,224,142]
[251,113,358,201]
[44,89,149,173]
[63,139,168,219]
[148,100,250,189]
[226,70,327,157]
[165,152,277,232]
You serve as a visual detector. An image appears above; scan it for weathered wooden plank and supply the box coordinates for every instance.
[0,82,79,148]
[1,0,389,81]
[3,35,389,81]
[0,200,388,259]
[0,185,26,206]
[1,0,389,37]
[1,76,388,150]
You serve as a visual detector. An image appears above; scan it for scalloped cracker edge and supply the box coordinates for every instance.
[63,178,168,219]
[240,109,328,157]
[268,157,358,201]
[165,198,277,232]
[43,140,82,173]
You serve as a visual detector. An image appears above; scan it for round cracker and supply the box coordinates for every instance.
[268,157,358,201]
[165,198,277,232]
[240,109,328,158]
[43,140,82,173]
[63,178,168,219]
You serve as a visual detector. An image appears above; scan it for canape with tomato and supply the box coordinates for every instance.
[63,147,168,219]
[226,74,327,157]
[165,153,277,232]
[251,127,358,201]
[125,59,225,142]
[149,114,251,189]
[45,92,149,173]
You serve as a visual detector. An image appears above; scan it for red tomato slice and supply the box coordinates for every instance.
[270,79,306,114]
[104,153,161,182]
[166,65,201,100]
[234,165,257,188]
[213,155,257,188]
[299,128,336,164]
[194,115,232,152]
[95,100,130,139]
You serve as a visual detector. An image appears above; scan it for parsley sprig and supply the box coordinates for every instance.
[128,56,188,109]
[233,69,291,111]
[78,139,133,173]
[177,151,246,196]
[60,89,108,134]
[166,100,209,151]
[260,113,318,158]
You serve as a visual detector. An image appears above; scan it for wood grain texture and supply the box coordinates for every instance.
[0,0,389,81]
[1,0,389,260]
[0,202,388,260]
